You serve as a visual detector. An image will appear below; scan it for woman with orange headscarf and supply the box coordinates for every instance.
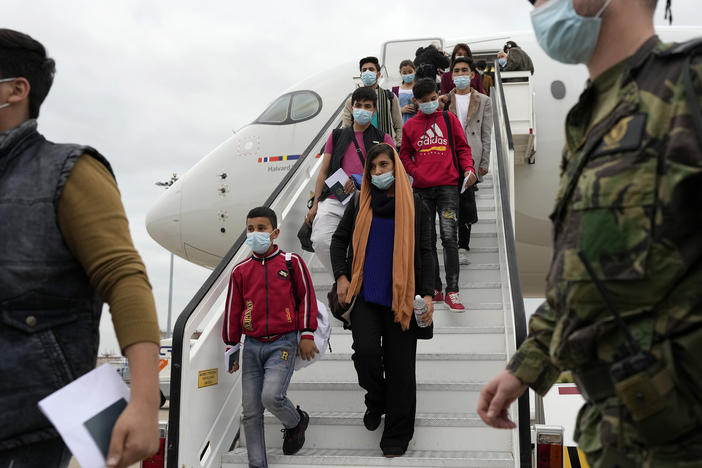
[330,143,435,457]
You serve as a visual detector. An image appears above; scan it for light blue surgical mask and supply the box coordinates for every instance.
[531,0,612,65]
[361,70,377,86]
[477,70,484,76]
[371,171,395,190]
[418,100,439,115]
[246,231,272,254]
[453,75,471,90]
[498,58,507,68]
[352,108,373,125]
[401,73,415,84]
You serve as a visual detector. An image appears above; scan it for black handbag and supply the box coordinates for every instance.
[298,195,316,252]
[327,284,355,330]
[297,222,314,252]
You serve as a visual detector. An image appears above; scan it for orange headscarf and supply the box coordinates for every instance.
[346,146,416,330]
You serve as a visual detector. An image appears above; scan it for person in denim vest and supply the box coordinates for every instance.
[0,29,160,468]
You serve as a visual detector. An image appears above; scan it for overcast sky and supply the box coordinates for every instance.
[5,0,698,354]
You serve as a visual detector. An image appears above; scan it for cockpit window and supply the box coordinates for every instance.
[255,90,322,125]
[291,92,320,121]
[257,95,290,124]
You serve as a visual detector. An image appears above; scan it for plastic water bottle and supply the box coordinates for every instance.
[413,295,429,328]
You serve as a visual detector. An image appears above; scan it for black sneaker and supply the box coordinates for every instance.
[363,409,382,431]
[282,406,309,455]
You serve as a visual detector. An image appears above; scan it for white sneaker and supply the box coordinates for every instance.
[458,248,471,265]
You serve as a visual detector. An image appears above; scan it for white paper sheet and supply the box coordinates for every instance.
[324,167,349,189]
[325,167,353,204]
[39,363,130,468]
[460,172,475,194]
[225,343,241,371]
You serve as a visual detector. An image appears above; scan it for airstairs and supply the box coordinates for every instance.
[165,65,531,468]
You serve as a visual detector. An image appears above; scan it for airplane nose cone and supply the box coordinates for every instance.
[146,183,184,258]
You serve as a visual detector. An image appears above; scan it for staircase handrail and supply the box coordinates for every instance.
[491,66,531,468]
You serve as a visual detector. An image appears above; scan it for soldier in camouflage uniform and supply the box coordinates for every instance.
[478,0,702,466]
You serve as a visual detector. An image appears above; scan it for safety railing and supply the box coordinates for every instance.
[492,62,531,468]
[166,95,349,468]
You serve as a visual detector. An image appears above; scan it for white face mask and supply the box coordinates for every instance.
[0,77,18,110]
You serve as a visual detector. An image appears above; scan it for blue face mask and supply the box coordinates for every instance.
[361,70,377,86]
[246,231,272,254]
[352,108,373,125]
[477,70,484,76]
[453,75,472,90]
[498,57,507,68]
[418,100,439,115]
[531,0,612,65]
[401,73,415,84]
[371,171,395,190]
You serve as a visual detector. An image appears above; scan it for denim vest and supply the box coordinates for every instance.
[0,120,112,448]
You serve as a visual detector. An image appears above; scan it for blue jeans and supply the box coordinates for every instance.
[242,332,300,468]
[415,186,460,293]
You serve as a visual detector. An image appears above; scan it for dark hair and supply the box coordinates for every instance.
[364,143,396,182]
[399,59,415,72]
[452,56,475,72]
[451,43,473,65]
[476,59,487,70]
[359,56,380,72]
[412,78,437,100]
[0,29,55,119]
[415,63,436,80]
[504,41,519,53]
[246,206,277,229]
[351,86,377,108]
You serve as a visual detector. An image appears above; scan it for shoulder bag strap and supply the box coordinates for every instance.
[351,133,366,167]
[284,252,300,309]
[442,110,462,191]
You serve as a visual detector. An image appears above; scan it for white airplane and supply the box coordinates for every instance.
[146,28,702,296]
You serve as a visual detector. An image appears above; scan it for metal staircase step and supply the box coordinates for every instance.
[239,411,512,453]
[293,352,507,382]
[223,447,514,467]
[285,381,488,414]
[325,328,505,354]
[326,304,505,329]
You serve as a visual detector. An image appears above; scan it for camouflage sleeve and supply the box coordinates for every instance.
[506,300,561,396]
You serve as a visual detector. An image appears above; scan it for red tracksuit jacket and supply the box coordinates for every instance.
[399,109,474,188]
[222,246,318,345]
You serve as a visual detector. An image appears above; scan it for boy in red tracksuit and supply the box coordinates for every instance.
[222,206,318,467]
[400,78,477,312]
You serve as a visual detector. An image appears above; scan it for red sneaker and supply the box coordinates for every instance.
[432,289,444,302]
[445,292,465,312]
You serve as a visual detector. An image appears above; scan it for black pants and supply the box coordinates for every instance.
[458,185,478,250]
[415,185,460,293]
[0,437,71,468]
[351,297,417,450]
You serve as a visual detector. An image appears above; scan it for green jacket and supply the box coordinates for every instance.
[503,46,534,75]
[507,36,702,395]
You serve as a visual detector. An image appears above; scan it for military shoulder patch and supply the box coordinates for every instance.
[278,269,289,279]
[592,113,648,157]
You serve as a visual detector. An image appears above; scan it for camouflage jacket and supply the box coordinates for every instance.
[508,36,702,395]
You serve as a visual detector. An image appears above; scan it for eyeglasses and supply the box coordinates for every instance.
[0,77,17,84]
